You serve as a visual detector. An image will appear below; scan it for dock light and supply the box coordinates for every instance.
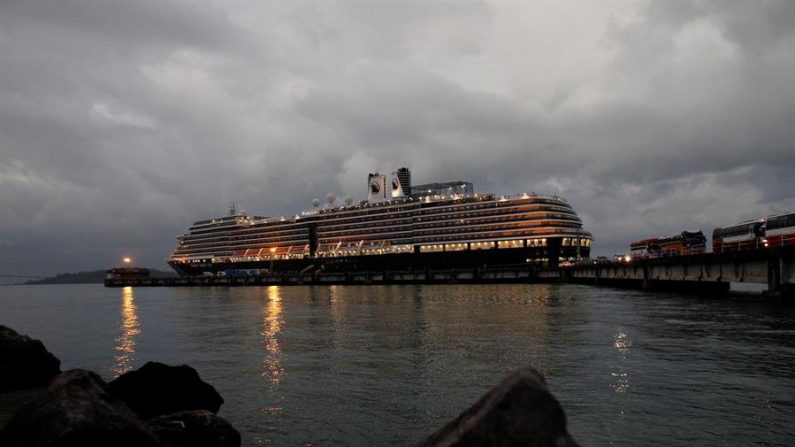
[123,257,132,266]
[624,255,632,263]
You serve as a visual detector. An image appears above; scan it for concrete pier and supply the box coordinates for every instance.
[104,267,536,288]
[106,246,795,297]
[560,246,795,297]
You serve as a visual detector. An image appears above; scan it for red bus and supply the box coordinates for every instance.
[630,231,706,259]
[765,213,795,248]
[713,212,795,253]
[630,238,659,259]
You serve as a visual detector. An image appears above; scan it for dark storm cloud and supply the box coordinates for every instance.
[1,0,793,274]
[0,0,250,273]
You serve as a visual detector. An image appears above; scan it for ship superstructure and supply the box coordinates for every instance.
[169,168,591,275]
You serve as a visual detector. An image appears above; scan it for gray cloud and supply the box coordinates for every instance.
[1,0,794,274]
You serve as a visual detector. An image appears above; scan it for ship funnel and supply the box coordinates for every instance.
[368,173,387,203]
[397,167,411,196]
[390,171,405,198]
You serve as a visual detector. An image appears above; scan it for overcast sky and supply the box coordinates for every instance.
[2,0,794,275]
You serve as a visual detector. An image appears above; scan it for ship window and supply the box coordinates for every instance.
[420,244,444,253]
[444,243,467,252]
[498,240,524,249]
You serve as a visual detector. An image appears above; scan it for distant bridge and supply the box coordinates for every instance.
[554,246,795,296]
[0,275,46,286]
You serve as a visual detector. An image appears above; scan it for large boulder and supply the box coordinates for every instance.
[0,325,61,392]
[0,387,44,430]
[419,367,579,447]
[0,369,161,447]
[108,362,224,419]
[147,410,241,447]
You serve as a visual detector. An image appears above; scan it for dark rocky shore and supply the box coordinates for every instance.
[0,325,238,447]
[0,324,579,446]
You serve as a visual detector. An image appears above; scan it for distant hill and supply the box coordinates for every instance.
[25,269,178,285]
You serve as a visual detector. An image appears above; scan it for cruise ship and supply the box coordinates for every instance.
[168,168,592,276]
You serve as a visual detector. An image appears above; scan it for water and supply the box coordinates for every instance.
[1,284,794,446]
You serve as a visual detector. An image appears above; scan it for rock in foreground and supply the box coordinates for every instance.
[0,369,161,447]
[147,410,241,447]
[0,325,61,393]
[108,361,224,419]
[420,367,579,447]
[0,387,44,431]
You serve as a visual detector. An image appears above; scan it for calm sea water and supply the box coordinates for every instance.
[1,284,793,446]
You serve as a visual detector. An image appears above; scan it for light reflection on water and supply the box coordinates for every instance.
[113,286,140,376]
[2,284,794,446]
[261,286,283,388]
[612,331,631,393]
[329,284,344,352]
[260,285,284,422]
